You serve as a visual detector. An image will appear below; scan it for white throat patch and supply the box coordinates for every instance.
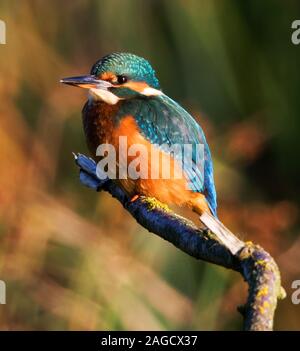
[89,88,121,105]
[140,87,163,96]
[88,85,163,105]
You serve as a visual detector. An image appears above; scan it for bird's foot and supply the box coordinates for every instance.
[130,194,140,203]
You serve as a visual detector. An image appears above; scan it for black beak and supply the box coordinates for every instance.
[60,75,112,89]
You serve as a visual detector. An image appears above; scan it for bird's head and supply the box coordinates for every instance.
[60,53,162,104]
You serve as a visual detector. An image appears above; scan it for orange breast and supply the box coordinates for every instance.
[82,101,120,156]
[83,105,210,214]
[111,116,210,213]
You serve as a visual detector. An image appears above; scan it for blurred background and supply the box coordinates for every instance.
[0,0,300,330]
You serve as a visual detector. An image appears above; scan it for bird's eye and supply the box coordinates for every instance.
[116,75,128,84]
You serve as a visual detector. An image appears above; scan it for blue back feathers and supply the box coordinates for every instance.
[116,94,218,217]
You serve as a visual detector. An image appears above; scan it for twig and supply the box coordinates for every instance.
[74,153,286,331]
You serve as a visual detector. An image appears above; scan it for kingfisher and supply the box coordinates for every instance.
[61,53,238,252]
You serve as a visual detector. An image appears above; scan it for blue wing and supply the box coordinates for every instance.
[117,94,217,216]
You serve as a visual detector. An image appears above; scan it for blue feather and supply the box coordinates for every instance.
[115,94,218,217]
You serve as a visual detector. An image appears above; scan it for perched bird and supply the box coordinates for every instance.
[61,53,239,253]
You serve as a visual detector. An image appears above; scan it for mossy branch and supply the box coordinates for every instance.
[74,153,285,331]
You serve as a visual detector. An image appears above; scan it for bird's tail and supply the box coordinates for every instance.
[199,211,244,255]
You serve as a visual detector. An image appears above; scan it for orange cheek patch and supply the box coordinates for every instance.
[96,75,152,93]
[123,81,149,92]
[99,71,117,82]
[78,84,97,89]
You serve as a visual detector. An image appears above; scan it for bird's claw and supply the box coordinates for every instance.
[130,194,140,203]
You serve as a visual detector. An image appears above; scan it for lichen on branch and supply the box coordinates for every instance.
[74,153,285,331]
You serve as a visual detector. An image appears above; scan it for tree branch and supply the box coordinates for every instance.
[74,153,286,331]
